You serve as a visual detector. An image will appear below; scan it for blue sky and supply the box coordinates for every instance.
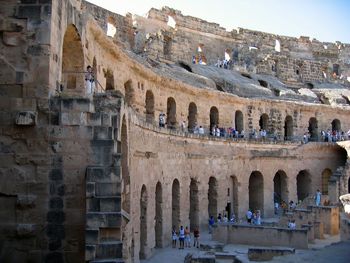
[87,0,350,43]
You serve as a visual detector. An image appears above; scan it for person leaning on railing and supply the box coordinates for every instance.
[85,65,95,95]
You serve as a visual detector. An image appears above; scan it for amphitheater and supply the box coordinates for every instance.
[1,0,350,262]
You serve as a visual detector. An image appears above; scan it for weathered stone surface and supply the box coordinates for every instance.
[15,111,37,125]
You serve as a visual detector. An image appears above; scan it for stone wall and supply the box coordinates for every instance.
[212,224,309,249]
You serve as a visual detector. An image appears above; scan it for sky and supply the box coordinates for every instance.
[86,0,350,43]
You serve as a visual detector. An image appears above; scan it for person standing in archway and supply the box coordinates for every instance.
[315,189,322,206]
[85,65,95,95]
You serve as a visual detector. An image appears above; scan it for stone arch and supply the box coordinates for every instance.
[139,185,148,259]
[166,97,177,129]
[235,110,244,133]
[107,16,117,37]
[189,178,199,231]
[259,113,269,131]
[273,170,288,203]
[208,177,218,219]
[322,168,332,195]
[210,106,219,131]
[145,90,155,123]
[188,102,197,133]
[249,171,264,214]
[284,115,293,140]
[231,175,239,217]
[121,116,130,214]
[155,182,163,248]
[61,24,84,92]
[104,68,114,90]
[297,170,312,201]
[308,117,318,141]
[124,80,135,106]
[172,179,180,228]
[331,119,341,132]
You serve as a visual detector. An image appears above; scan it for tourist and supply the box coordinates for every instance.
[255,210,261,225]
[181,120,186,132]
[198,125,205,135]
[223,214,228,222]
[216,127,220,137]
[208,215,215,233]
[288,219,296,229]
[289,200,296,210]
[274,201,279,215]
[179,226,185,249]
[246,209,252,224]
[217,213,222,222]
[315,189,322,206]
[172,226,178,248]
[193,227,200,248]
[230,213,235,223]
[184,226,191,248]
[159,113,165,128]
[85,65,95,95]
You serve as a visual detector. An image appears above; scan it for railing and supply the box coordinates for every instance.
[60,71,105,94]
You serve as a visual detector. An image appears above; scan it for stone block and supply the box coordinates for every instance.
[86,182,95,197]
[86,212,121,229]
[60,112,87,126]
[0,84,23,97]
[47,211,65,224]
[86,229,99,244]
[16,194,36,209]
[88,112,102,126]
[95,183,121,196]
[49,197,63,209]
[248,247,295,261]
[16,224,36,237]
[46,224,65,239]
[60,98,94,112]
[87,198,100,212]
[101,112,112,126]
[86,167,119,183]
[93,126,113,140]
[99,197,121,212]
[96,241,123,259]
[2,32,23,46]
[85,245,96,261]
[49,168,63,181]
[15,111,37,125]
[17,5,41,21]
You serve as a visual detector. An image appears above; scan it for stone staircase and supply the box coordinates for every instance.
[53,95,123,262]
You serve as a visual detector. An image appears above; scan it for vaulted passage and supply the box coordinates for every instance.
[274,170,288,203]
[188,102,197,132]
[155,182,163,248]
[208,177,218,219]
[284,115,293,140]
[210,106,219,131]
[331,119,341,131]
[61,24,84,91]
[231,175,239,217]
[121,116,130,214]
[167,97,177,129]
[322,168,332,195]
[172,179,180,228]
[189,179,199,231]
[235,111,244,132]
[308,117,318,141]
[124,80,135,105]
[297,170,312,201]
[139,185,148,259]
[249,171,264,214]
[145,90,155,123]
[259,114,269,131]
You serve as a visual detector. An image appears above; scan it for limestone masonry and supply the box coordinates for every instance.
[0,1,350,262]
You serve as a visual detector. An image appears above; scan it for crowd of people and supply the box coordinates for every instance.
[171,225,200,249]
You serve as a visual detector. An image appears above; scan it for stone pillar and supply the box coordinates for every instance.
[328,176,339,205]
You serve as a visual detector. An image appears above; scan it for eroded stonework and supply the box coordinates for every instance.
[0,1,350,262]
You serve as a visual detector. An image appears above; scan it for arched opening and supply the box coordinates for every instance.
[284,115,293,140]
[139,185,148,260]
[208,177,218,219]
[273,170,288,204]
[331,119,341,132]
[235,111,244,133]
[249,171,264,214]
[166,97,177,129]
[275,39,281,52]
[210,106,219,131]
[321,169,332,195]
[189,178,199,231]
[124,80,135,106]
[178,61,192,72]
[188,102,197,133]
[296,170,312,201]
[231,176,239,217]
[107,17,117,37]
[145,90,155,123]
[155,182,163,248]
[172,179,180,229]
[61,24,84,92]
[258,80,268,88]
[121,116,130,214]
[104,68,114,90]
[308,117,318,141]
[259,114,269,131]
